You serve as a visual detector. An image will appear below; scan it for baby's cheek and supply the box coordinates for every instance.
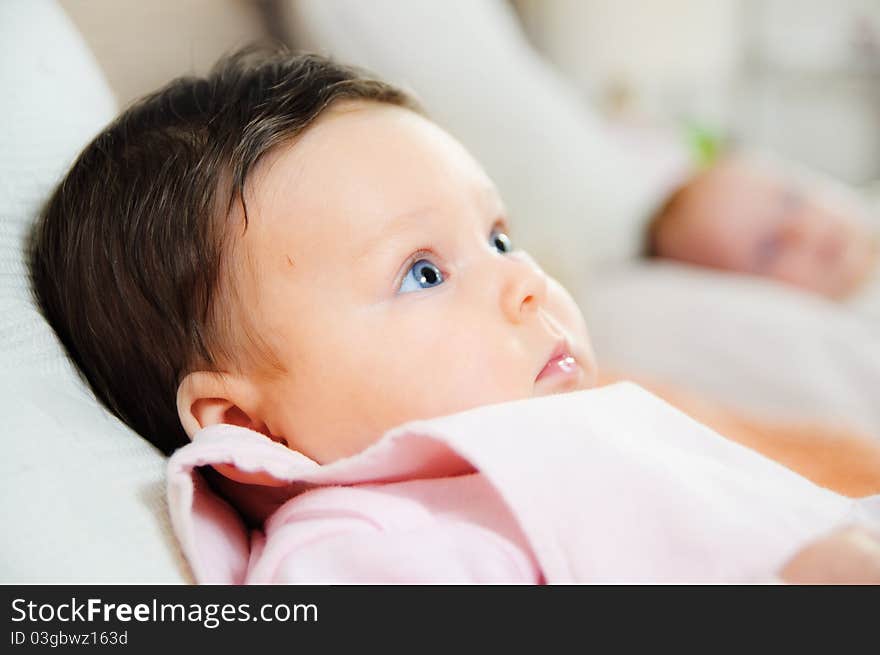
[549,280,590,337]
[772,250,829,294]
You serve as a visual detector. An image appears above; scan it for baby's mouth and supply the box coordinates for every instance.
[535,341,582,386]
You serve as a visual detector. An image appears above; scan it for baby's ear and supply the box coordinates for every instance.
[176,371,272,440]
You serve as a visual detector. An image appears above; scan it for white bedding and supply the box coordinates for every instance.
[584,262,880,439]
[0,0,188,583]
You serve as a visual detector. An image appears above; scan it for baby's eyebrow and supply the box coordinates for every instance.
[355,186,507,261]
[356,205,437,261]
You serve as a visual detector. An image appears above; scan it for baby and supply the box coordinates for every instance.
[29,49,880,583]
[648,154,880,320]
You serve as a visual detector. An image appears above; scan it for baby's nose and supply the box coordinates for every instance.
[500,256,548,324]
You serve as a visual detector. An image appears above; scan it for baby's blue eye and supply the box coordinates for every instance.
[398,258,445,294]
[491,229,512,254]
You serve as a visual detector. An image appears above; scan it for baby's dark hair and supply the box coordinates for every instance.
[29,46,420,455]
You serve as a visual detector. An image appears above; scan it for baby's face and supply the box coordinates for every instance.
[234,102,596,463]
[655,158,877,299]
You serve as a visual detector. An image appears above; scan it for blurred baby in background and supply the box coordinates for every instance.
[648,153,880,322]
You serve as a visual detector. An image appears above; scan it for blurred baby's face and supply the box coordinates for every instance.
[234,102,596,463]
[654,157,878,299]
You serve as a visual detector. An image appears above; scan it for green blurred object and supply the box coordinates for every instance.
[684,122,726,168]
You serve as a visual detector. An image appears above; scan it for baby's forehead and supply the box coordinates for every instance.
[241,104,502,251]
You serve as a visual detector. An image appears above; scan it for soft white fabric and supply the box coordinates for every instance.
[0,0,188,583]
[584,261,880,439]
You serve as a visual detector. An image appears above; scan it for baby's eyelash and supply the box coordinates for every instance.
[394,223,510,291]
[396,248,439,286]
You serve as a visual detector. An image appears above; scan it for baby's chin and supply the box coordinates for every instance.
[817,239,878,300]
[842,238,880,297]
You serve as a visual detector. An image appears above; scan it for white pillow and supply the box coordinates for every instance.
[0,0,188,582]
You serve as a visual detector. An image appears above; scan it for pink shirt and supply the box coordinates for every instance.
[167,383,877,584]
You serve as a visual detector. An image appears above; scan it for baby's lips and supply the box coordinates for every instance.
[534,336,587,390]
[535,353,578,382]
